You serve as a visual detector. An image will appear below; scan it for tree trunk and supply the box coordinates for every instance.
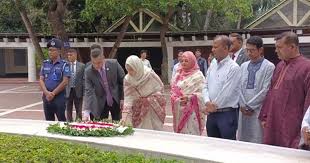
[48,0,68,58]
[15,0,44,62]
[236,14,242,29]
[160,5,174,84]
[108,15,132,59]
[203,10,212,31]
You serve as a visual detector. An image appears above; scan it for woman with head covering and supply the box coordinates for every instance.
[121,55,166,130]
[171,51,206,135]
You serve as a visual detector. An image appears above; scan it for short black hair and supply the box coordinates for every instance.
[140,50,148,54]
[90,44,103,58]
[246,36,263,49]
[229,33,243,43]
[177,49,184,53]
[195,48,201,52]
[275,31,299,46]
[90,44,101,50]
[67,48,77,53]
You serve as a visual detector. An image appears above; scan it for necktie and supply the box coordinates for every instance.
[70,63,76,87]
[100,68,113,107]
[231,53,235,60]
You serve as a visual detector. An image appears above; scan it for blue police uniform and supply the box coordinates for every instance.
[40,58,70,121]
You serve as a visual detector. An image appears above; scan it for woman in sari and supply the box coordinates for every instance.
[121,55,166,130]
[171,51,206,135]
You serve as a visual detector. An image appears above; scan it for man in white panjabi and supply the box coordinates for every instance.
[140,50,152,69]
[238,36,275,143]
[300,106,310,150]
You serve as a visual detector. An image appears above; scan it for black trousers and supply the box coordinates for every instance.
[90,99,121,121]
[66,88,83,122]
[43,93,66,121]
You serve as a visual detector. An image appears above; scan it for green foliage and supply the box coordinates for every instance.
[82,0,253,32]
[241,0,281,27]
[0,0,280,33]
[35,48,48,70]
[47,122,134,137]
[0,133,182,163]
[0,1,25,32]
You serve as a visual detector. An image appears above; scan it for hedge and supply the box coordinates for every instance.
[0,133,182,163]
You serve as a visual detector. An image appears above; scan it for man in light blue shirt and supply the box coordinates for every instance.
[195,48,208,76]
[203,35,241,140]
[171,50,183,79]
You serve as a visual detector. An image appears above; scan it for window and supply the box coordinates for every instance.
[300,46,310,59]
[14,49,27,66]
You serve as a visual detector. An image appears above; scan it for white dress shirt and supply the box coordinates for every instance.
[69,61,77,87]
[302,106,310,129]
[171,62,180,79]
[232,48,242,62]
[300,106,310,146]
[202,55,241,109]
[142,59,152,69]
[71,61,77,73]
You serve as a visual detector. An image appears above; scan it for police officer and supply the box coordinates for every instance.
[39,38,70,121]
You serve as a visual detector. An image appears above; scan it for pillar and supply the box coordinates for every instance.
[27,45,36,82]
[167,46,173,83]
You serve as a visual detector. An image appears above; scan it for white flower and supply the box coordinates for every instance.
[59,122,66,128]
[116,126,128,133]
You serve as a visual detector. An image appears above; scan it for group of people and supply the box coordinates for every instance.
[39,31,310,150]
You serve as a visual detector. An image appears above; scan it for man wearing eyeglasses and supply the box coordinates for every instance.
[238,36,275,144]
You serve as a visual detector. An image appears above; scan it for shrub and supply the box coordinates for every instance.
[0,133,182,163]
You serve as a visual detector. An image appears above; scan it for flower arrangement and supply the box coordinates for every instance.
[47,121,134,137]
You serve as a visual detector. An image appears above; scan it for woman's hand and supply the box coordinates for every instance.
[180,96,188,106]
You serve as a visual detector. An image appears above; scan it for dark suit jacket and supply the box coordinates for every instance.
[83,59,125,118]
[236,49,250,66]
[66,61,85,98]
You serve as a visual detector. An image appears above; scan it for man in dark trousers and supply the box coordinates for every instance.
[65,48,85,121]
[82,44,125,121]
[203,35,241,140]
[39,38,70,121]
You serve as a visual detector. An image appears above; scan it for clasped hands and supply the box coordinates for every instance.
[179,96,189,106]
[302,126,310,146]
[204,102,218,114]
[240,106,254,116]
[45,91,55,102]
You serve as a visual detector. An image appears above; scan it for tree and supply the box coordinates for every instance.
[152,0,253,82]
[191,0,253,30]
[0,1,25,32]
[47,0,68,41]
[252,0,281,16]
[82,0,146,58]
[82,0,253,83]
[15,0,44,62]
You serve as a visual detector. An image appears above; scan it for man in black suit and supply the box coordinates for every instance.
[229,33,249,66]
[82,44,125,121]
[65,48,85,121]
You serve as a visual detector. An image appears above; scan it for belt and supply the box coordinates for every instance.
[215,107,236,113]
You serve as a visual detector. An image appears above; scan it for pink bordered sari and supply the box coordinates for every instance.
[123,55,166,130]
[170,51,205,135]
